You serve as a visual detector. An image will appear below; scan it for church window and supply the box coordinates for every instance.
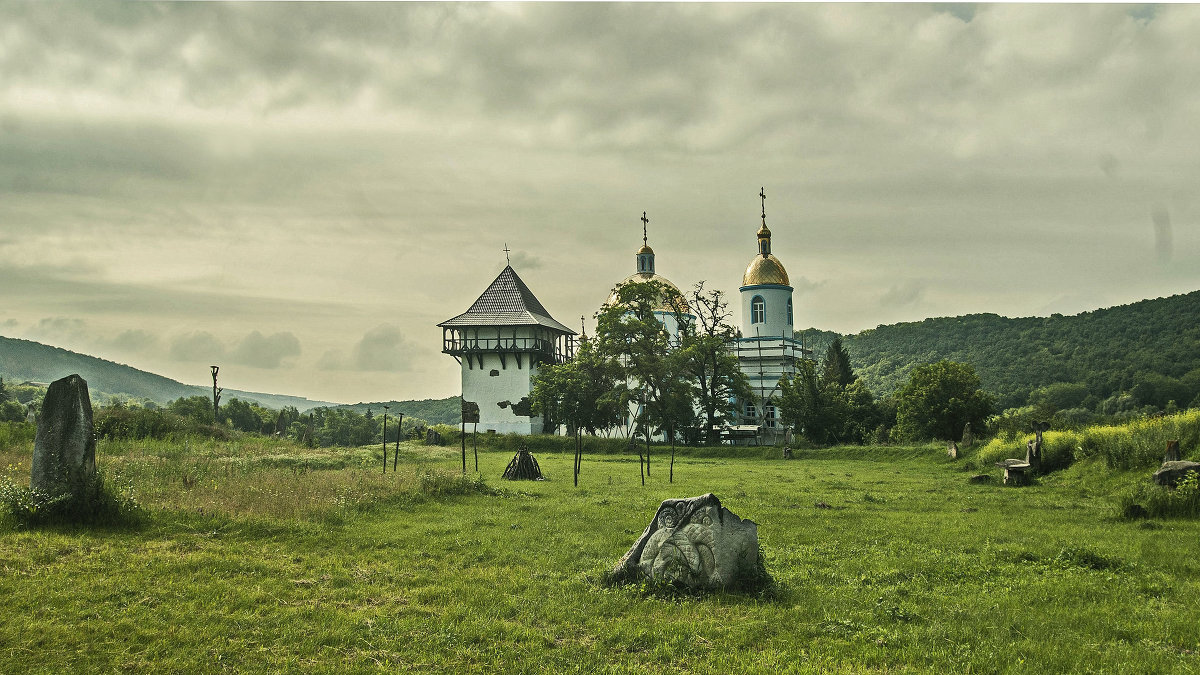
[787,298,793,326]
[751,296,765,324]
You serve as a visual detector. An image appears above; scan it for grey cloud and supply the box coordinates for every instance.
[318,324,413,372]
[880,281,925,308]
[506,251,542,270]
[2,318,19,330]
[352,324,411,372]
[169,331,225,362]
[26,317,88,344]
[229,331,301,369]
[102,329,159,354]
[1152,204,1172,263]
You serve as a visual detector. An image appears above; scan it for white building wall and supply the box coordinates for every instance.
[739,284,794,340]
[459,327,544,435]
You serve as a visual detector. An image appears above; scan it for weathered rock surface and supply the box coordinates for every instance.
[611,493,760,590]
[31,374,96,498]
[1153,460,1200,487]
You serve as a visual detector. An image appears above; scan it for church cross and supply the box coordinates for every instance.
[503,243,511,265]
[759,187,767,224]
[640,211,649,246]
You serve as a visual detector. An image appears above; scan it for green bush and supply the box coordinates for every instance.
[1118,471,1200,519]
[0,421,35,451]
[94,406,231,442]
[0,469,142,528]
[975,409,1200,472]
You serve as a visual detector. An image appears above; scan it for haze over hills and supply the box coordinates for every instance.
[0,335,340,412]
[5,288,1199,419]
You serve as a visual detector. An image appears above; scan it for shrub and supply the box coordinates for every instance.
[0,469,142,528]
[976,409,1200,472]
[1117,472,1200,519]
[0,421,35,452]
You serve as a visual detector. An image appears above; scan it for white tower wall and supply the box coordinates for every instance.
[740,284,794,340]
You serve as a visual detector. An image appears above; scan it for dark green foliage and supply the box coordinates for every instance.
[94,406,232,441]
[822,338,855,388]
[596,280,696,443]
[779,342,881,446]
[0,421,35,450]
[167,396,216,425]
[797,290,1200,413]
[678,282,752,443]
[338,397,462,425]
[895,361,993,442]
[531,339,624,435]
[1118,472,1200,519]
[1,468,142,528]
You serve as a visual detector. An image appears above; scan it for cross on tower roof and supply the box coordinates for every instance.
[759,187,767,226]
[640,211,649,246]
[503,243,511,265]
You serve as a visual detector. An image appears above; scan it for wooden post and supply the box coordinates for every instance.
[669,438,675,483]
[461,420,466,474]
[644,416,650,477]
[381,406,389,474]
[574,429,580,487]
[394,412,402,472]
[473,422,478,472]
[210,365,222,423]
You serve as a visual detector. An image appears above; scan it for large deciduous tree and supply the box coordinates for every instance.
[895,360,994,441]
[678,282,751,444]
[595,280,696,474]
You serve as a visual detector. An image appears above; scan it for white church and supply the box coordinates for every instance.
[439,191,810,437]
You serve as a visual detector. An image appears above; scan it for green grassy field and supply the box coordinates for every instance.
[2,436,1198,673]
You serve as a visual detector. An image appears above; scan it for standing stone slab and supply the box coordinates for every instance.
[611,493,761,590]
[31,374,96,498]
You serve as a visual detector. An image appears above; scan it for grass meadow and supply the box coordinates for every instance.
[1,434,1198,673]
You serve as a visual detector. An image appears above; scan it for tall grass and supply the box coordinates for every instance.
[975,408,1200,471]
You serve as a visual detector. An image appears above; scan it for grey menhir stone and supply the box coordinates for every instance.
[611,493,760,590]
[31,374,96,498]
[1153,460,1200,487]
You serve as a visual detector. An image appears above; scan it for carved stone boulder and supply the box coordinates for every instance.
[1153,460,1200,487]
[31,374,96,498]
[610,493,762,590]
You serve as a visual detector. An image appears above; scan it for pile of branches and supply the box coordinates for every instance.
[502,448,544,481]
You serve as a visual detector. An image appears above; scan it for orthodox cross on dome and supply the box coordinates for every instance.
[640,211,650,246]
[503,243,511,265]
[759,187,767,226]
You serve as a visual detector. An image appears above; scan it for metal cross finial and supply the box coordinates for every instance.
[759,187,767,225]
[580,315,586,337]
[640,211,649,246]
[503,243,511,265]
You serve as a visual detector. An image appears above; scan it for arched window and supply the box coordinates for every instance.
[751,296,765,324]
[787,298,793,326]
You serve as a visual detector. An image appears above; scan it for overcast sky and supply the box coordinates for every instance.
[1,2,1197,404]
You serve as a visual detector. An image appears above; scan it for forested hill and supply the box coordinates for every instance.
[337,398,461,426]
[0,335,339,411]
[799,289,1200,409]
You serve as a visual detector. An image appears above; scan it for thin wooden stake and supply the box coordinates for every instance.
[473,422,479,472]
[461,420,466,474]
[670,439,675,483]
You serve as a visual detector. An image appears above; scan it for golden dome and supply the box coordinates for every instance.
[637,244,654,255]
[605,272,691,314]
[757,222,771,238]
[742,254,790,286]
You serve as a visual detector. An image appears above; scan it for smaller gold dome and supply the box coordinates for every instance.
[757,222,771,238]
[742,254,790,286]
[605,272,691,314]
[637,244,654,255]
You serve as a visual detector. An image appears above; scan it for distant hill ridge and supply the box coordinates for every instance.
[798,288,1200,409]
[0,335,339,412]
[6,288,1199,417]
